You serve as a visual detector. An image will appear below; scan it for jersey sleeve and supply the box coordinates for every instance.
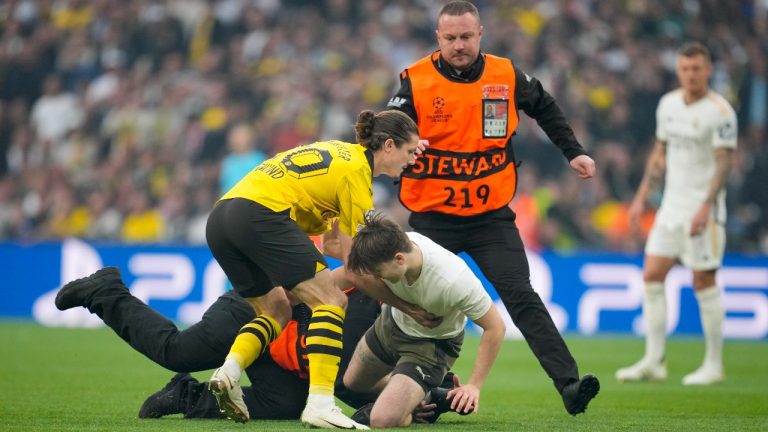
[386,70,418,123]
[712,104,737,149]
[336,172,373,237]
[514,66,587,161]
[655,96,668,142]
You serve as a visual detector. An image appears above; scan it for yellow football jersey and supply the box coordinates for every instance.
[221,140,374,237]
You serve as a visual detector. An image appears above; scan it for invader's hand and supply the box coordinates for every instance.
[403,302,442,328]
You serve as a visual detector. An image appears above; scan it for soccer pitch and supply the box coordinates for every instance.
[1,324,766,431]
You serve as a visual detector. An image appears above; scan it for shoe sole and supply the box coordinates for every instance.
[568,374,600,416]
[682,376,724,386]
[302,420,356,429]
[209,379,249,423]
[301,419,362,429]
[301,410,368,430]
[616,372,667,383]
[55,277,90,310]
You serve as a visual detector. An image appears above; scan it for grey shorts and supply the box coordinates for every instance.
[364,305,463,393]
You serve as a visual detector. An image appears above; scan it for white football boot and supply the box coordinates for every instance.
[301,403,370,429]
[615,358,667,382]
[682,364,724,385]
[209,367,249,423]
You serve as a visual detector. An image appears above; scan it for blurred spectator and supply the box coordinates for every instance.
[218,122,266,193]
[120,190,165,243]
[83,188,122,241]
[30,74,83,146]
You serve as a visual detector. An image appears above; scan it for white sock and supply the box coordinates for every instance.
[306,393,335,409]
[695,285,724,369]
[222,356,243,382]
[643,281,667,364]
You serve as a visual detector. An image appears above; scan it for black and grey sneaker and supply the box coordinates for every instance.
[350,402,373,426]
[561,374,600,416]
[55,266,122,310]
[139,373,198,418]
[423,386,471,423]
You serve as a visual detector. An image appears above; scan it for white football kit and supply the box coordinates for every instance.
[645,89,737,270]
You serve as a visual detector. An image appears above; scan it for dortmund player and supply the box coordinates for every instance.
[205,109,421,429]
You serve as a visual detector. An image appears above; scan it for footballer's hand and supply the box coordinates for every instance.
[690,202,711,236]
[570,154,595,179]
[322,220,343,259]
[402,303,442,328]
[627,197,646,233]
[447,384,480,414]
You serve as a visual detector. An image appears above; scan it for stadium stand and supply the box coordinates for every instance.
[0,0,766,252]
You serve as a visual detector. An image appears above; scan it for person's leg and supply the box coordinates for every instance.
[342,331,395,395]
[445,215,598,415]
[681,222,726,385]
[207,199,364,427]
[369,375,425,428]
[682,270,724,384]
[617,220,680,382]
[56,267,254,372]
[640,255,677,365]
[210,288,290,423]
[291,270,368,428]
[205,199,292,423]
[461,219,579,392]
[187,357,309,419]
[335,290,381,409]
[349,306,460,427]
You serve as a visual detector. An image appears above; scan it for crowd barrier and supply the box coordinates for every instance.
[1,239,766,339]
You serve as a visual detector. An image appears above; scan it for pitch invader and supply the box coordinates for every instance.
[616,42,737,386]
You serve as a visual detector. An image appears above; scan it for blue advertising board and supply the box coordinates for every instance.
[1,239,766,339]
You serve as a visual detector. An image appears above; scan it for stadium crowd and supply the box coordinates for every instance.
[0,0,766,252]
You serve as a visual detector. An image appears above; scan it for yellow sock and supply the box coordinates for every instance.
[306,304,345,396]
[227,315,282,369]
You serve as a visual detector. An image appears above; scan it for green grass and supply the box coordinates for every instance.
[1,323,766,431]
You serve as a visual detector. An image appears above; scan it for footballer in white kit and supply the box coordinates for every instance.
[645,88,737,268]
[616,42,737,386]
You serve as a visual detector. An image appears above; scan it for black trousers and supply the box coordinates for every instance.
[410,207,579,392]
[84,279,379,418]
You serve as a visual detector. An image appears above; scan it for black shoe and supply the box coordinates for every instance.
[55,267,122,310]
[440,372,455,388]
[139,373,198,419]
[423,386,470,423]
[561,374,600,416]
[350,402,373,426]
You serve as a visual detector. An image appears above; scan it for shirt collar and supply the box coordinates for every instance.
[435,51,485,81]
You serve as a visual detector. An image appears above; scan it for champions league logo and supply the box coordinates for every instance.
[432,97,445,113]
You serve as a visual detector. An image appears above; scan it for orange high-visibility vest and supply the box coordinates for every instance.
[268,320,309,379]
[400,52,519,216]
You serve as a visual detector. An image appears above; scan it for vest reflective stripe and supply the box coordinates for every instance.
[400,52,519,216]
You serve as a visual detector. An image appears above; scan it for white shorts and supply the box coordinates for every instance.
[645,218,726,271]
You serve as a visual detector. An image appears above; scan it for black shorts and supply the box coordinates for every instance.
[206,198,328,298]
[364,306,463,393]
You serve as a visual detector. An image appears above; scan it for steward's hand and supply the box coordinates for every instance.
[570,154,596,179]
